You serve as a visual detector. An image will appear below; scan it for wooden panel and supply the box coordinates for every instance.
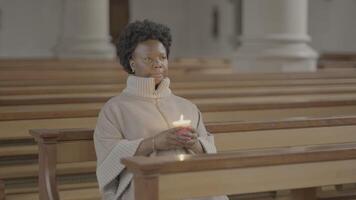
[2,77,356,87]
[3,93,356,121]
[5,187,100,200]
[158,160,356,200]
[0,161,96,179]
[2,106,356,142]
[214,125,356,152]
[2,83,356,96]
[0,179,4,200]
[57,141,96,163]
[202,106,356,122]
[4,84,356,106]
[0,145,37,157]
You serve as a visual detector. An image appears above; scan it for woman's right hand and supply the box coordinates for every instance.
[154,127,189,150]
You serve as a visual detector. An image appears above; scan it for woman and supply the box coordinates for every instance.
[94,20,228,200]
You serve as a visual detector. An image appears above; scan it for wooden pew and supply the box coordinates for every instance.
[172,57,230,65]
[3,70,356,87]
[3,81,356,97]
[0,180,4,200]
[122,143,356,200]
[319,53,356,61]
[319,61,356,69]
[0,58,231,73]
[28,128,98,200]
[2,93,356,123]
[0,92,355,182]
[171,57,232,74]
[0,65,356,198]
[2,96,356,154]
[0,59,119,68]
[1,115,356,166]
[0,58,354,76]
[8,116,354,199]
[4,84,356,106]
[0,58,219,76]
[318,53,356,69]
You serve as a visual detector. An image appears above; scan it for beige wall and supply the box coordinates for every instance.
[0,0,61,58]
[130,0,235,59]
[0,0,355,58]
[309,0,356,53]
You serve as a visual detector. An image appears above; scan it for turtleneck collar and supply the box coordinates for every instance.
[122,75,172,98]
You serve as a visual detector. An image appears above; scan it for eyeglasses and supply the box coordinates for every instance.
[132,55,167,67]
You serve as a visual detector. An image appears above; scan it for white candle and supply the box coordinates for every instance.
[172,114,191,127]
[178,154,186,161]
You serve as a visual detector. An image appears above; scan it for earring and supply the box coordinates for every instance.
[130,62,135,73]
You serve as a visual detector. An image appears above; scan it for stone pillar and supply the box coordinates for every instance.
[54,0,116,59]
[233,0,318,72]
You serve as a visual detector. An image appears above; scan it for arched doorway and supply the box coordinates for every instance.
[110,0,129,44]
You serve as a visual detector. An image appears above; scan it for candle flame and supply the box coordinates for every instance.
[178,154,185,161]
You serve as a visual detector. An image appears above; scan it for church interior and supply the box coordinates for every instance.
[1,0,356,199]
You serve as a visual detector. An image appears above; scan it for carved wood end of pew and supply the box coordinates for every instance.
[29,128,94,200]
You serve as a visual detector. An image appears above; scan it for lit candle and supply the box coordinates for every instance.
[172,114,191,127]
[178,154,186,161]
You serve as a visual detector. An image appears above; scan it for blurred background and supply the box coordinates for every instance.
[0,0,354,63]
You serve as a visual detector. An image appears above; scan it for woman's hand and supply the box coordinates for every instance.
[136,127,203,156]
[154,127,187,150]
[176,128,204,154]
[155,127,204,153]
[175,127,198,148]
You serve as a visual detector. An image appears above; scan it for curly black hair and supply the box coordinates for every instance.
[116,19,172,74]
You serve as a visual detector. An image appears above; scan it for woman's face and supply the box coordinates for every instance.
[130,40,168,85]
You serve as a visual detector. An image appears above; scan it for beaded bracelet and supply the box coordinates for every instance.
[152,136,156,152]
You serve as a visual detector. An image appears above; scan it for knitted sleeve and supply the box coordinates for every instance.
[196,110,217,154]
[94,103,143,199]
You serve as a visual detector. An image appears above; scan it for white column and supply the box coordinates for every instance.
[54,0,116,59]
[233,0,318,72]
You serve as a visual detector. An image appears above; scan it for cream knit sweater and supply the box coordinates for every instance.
[94,75,228,200]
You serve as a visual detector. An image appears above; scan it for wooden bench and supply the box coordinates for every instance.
[1,75,356,89]
[3,80,356,97]
[4,84,356,106]
[319,53,356,61]
[0,65,352,197]
[2,115,356,165]
[3,69,356,87]
[122,143,356,200]
[4,116,353,199]
[0,59,354,76]
[1,91,356,174]
[0,59,120,71]
[0,180,4,200]
[318,53,356,69]
[0,58,231,74]
[319,61,356,69]
[2,93,356,123]
[2,95,356,156]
